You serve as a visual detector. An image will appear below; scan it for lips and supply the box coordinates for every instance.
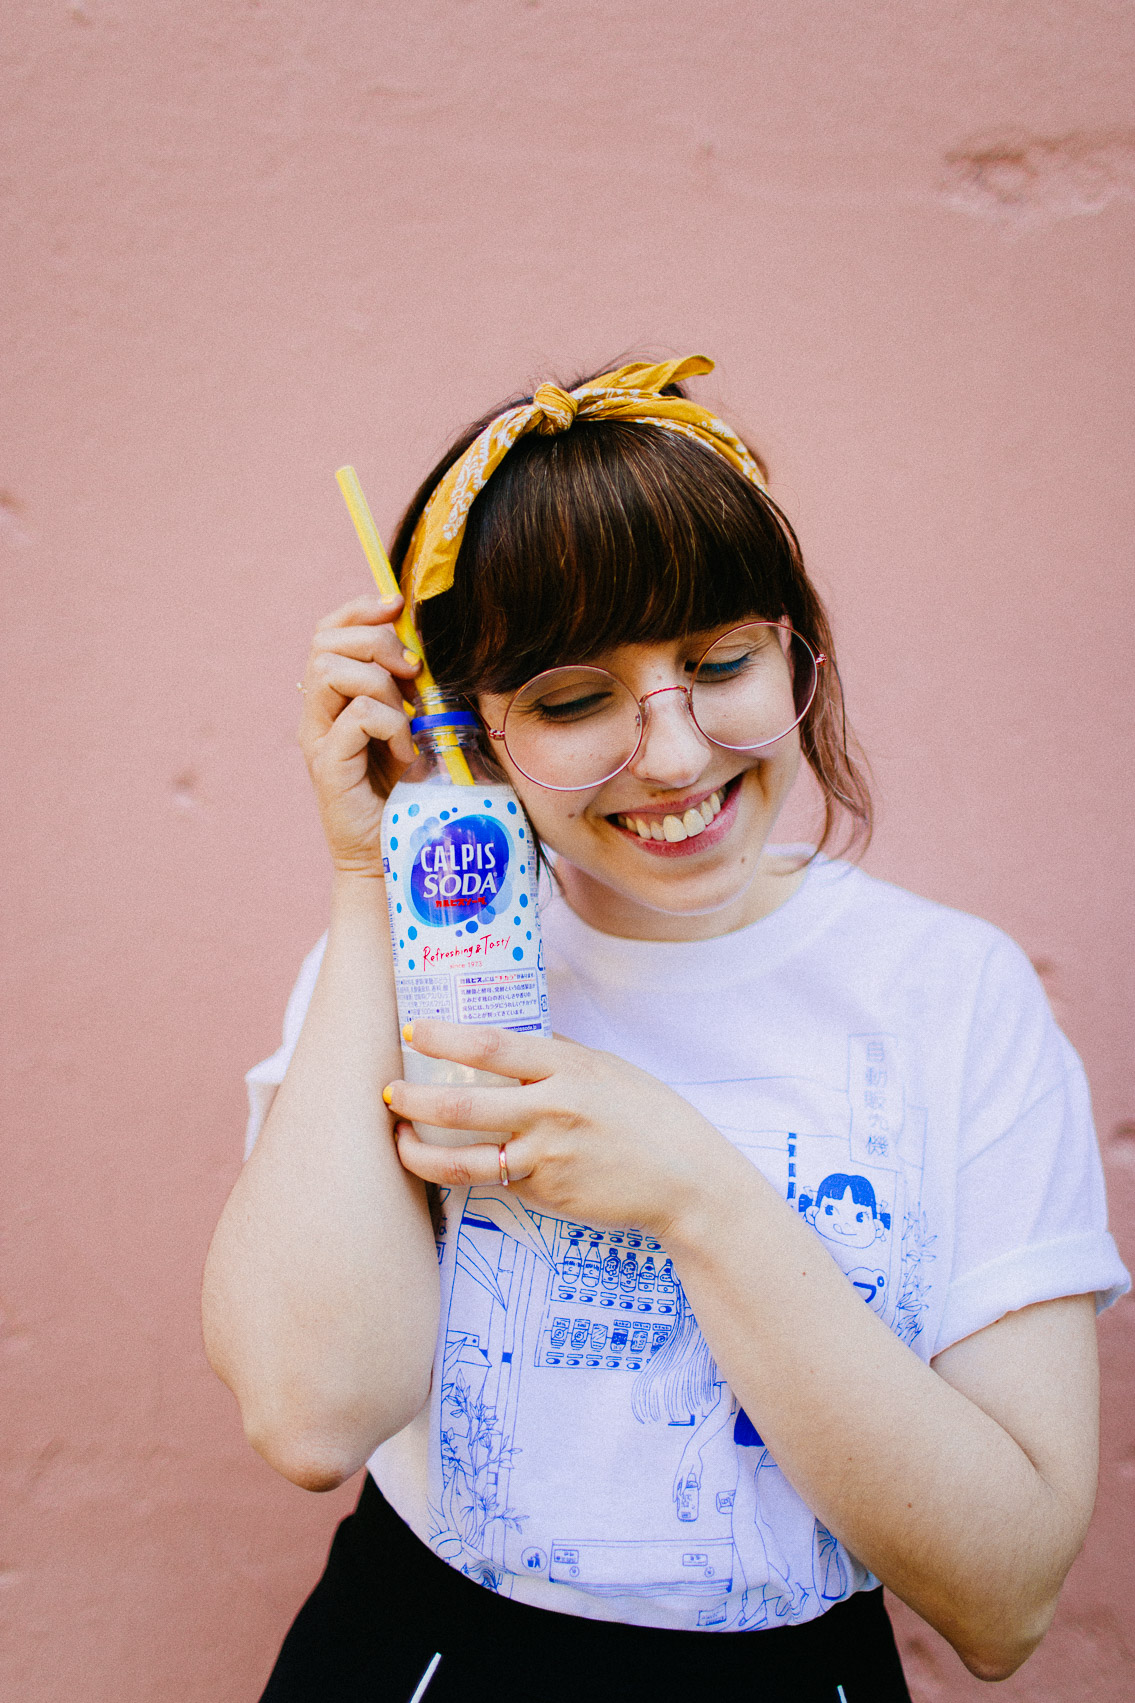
[615,784,726,843]
[607,778,741,856]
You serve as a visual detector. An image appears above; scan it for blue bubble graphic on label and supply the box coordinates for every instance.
[519,893,528,907]
[390,836,398,850]
[512,947,523,960]
[407,803,419,817]
[408,926,417,939]
[507,801,517,814]
[408,813,511,929]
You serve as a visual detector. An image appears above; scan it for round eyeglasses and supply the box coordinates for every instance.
[484,622,825,792]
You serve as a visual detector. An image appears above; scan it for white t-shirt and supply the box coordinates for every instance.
[245,857,1128,1634]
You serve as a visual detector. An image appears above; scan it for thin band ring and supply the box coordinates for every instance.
[498,1143,511,1188]
[296,681,307,694]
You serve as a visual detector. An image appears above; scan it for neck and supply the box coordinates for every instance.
[554,852,809,942]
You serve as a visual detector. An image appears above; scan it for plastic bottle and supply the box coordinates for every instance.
[381,707,550,1147]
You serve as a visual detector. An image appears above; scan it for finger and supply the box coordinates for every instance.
[402,1018,563,1085]
[394,1122,536,1188]
[383,1074,540,1135]
[314,696,417,768]
[314,592,404,632]
[311,623,422,678]
[301,657,409,739]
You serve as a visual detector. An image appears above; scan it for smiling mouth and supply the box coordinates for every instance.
[609,779,737,844]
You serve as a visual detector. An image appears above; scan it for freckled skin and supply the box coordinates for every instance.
[477,633,806,943]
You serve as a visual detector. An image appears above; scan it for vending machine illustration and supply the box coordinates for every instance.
[425,1031,931,1628]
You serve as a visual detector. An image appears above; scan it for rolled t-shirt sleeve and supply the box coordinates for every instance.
[934,935,1130,1355]
[243,934,327,1159]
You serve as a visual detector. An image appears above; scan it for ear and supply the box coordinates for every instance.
[874,1220,887,1242]
[804,1203,817,1227]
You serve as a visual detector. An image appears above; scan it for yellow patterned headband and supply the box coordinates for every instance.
[402,354,768,607]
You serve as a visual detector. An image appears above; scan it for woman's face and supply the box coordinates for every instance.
[476,628,807,942]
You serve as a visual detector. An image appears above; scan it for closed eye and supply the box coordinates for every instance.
[527,690,619,723]
[691,655,750,683]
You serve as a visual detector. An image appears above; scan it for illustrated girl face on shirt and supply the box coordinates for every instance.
[806,1177,887,1250]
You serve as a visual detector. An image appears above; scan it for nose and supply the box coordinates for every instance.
[627,686,714,787]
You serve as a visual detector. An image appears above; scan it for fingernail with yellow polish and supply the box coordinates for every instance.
[402,1022,414,1044]
[382,1085,394,1106]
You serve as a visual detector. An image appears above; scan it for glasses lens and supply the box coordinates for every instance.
[503,667,642,790]
[691,623,818,752]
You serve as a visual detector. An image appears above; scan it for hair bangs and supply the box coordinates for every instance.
[416,423,799,697]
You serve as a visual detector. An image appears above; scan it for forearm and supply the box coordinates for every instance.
[202,872,440,1488]
[666,1150,1093,1676]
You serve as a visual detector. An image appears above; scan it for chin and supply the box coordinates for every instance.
[607,856,765,918]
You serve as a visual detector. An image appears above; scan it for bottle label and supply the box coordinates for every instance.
[408,814,511,928]
[382,784,550,1037]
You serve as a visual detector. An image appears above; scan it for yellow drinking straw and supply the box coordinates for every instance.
[335,466,474,786]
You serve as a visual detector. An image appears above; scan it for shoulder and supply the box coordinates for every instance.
[806,859,1039,994]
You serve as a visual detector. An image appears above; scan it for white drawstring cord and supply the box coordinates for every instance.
[408,1651,443,1702]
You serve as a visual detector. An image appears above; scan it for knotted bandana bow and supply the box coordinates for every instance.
[402,355,768,606]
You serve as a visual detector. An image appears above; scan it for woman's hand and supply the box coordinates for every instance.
[386,1019,738,1238]
[298,592,422,877]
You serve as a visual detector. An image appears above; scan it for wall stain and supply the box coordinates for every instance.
[171,769,201,810]
[0,491,30,547]
[941,132,1135,228]
[1109,1119,1135,1168]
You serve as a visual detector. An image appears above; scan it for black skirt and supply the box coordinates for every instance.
[260,1474,912,1703]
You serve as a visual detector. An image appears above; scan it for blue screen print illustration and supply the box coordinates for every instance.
[424,1033,933,1630]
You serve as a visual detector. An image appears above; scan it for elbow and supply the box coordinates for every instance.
[953,1599,1058,1683]
[247,1422,360,1493]
[959,1644,1039,1684]
[241,1373,432,1494]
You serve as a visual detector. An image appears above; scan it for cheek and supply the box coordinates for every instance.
[508,787,592,851]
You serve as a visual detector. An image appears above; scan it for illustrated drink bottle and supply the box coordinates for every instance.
[381,706,551,1147]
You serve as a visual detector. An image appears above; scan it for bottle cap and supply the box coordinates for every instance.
[409,710,480,734]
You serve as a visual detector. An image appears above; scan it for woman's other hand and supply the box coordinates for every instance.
[298,593,421,877]
[385,1020,736,1238]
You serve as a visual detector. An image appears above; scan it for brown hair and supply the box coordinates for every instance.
[389,368,872,858]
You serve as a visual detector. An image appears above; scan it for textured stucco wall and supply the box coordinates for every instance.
[2,3,1132,1698]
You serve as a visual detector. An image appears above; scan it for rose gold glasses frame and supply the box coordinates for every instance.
[484,621,826,793]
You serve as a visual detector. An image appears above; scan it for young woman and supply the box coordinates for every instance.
[203,357,1128,1703]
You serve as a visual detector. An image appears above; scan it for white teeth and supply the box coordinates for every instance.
[620,788,726,841]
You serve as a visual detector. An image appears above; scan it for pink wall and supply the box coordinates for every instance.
[3,3,1132,1697]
